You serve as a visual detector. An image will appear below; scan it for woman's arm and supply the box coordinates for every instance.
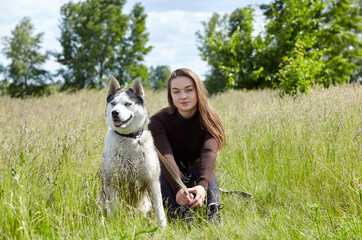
[148,115,183,195]
[197,132,219,191]
[184,132,218,209]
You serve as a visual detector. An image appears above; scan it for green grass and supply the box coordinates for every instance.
[0,84,361,239]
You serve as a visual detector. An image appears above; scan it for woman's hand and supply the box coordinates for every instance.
[176,189,193,206]
[188,185,206,209]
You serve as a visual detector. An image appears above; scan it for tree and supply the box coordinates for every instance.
[277,38,329,95]
[196,13,230,94]
[1,17,50,97]
[217,7,267,89]
[197,0,361,95]
[197,7,268,94]
[318,0,362,82]
[57,0,152,90]
[148,65,171,90]
[115,3,152,84]
[261,0,361,90]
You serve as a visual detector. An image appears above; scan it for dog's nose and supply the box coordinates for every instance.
[112,110,119,117]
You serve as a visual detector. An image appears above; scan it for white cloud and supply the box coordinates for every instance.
[144,10,213,77]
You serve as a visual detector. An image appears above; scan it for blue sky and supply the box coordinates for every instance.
[0,0,271,80]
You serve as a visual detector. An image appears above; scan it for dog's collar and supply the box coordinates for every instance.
[113,129,143,140]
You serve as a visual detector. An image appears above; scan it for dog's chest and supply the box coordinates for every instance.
[103,134,152,184]
[114,150,146,177]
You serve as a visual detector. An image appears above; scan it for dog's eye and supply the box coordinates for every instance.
[111,102,116,106]
[125,102,132,107]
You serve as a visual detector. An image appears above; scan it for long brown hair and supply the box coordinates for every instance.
[167,68,226,151]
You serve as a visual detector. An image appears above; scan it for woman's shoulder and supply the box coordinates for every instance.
[149,107,173,126]
[151,107,172,119]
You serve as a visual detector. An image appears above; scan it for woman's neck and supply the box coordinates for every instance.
[178,107,197,119]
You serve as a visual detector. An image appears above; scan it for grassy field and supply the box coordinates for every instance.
[0,84,361,239]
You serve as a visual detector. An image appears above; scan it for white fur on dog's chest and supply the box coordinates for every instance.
[102,129,157,184]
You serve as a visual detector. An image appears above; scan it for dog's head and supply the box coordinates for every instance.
[106,76,149,135]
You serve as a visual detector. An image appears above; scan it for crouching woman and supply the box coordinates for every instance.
[148,68,226,225]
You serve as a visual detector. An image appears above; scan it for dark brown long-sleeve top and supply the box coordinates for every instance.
[148,108,219,195]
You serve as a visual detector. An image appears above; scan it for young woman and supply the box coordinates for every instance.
[148,68,226,225]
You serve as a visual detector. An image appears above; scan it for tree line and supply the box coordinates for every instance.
[197,0,361,95]
[0,0,170,97]
[0,0,361,97]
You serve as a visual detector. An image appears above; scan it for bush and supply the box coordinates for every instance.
[276,39,328,96]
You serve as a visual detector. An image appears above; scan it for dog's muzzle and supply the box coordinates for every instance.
[112,110,131,127]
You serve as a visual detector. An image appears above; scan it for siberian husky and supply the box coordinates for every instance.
[98,76,166,228]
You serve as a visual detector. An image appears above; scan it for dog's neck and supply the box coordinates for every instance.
[113,129,143,141]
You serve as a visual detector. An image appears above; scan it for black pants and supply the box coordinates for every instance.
[160,162,220,212]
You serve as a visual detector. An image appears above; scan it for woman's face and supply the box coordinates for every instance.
[170,76,198,118]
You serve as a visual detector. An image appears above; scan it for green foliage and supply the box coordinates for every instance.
[116,3,152,84]
[0,79,9,96]
[262,0,360,88]
[148,65,171,90]
[1,17,51,97]
[57,0,152,90]
[261,0,326,81]
[196,13,229,94]
[197,0,361,95]
[276,39,329,95]
[319,0,362,82]
[217,7,267,90]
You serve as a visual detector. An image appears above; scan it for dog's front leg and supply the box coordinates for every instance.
[148,182,167,228]
[99,184,119,217]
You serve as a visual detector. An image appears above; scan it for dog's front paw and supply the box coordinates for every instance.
[158,218,167,228]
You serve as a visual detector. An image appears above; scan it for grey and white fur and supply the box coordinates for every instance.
[98,76,166,228]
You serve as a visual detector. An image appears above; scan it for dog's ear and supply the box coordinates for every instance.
[108,76,121,98]
[130,77,145,100]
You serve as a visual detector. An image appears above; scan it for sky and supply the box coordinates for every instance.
[0,0,271,80]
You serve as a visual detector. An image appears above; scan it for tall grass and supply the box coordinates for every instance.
[0,84,361,239]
